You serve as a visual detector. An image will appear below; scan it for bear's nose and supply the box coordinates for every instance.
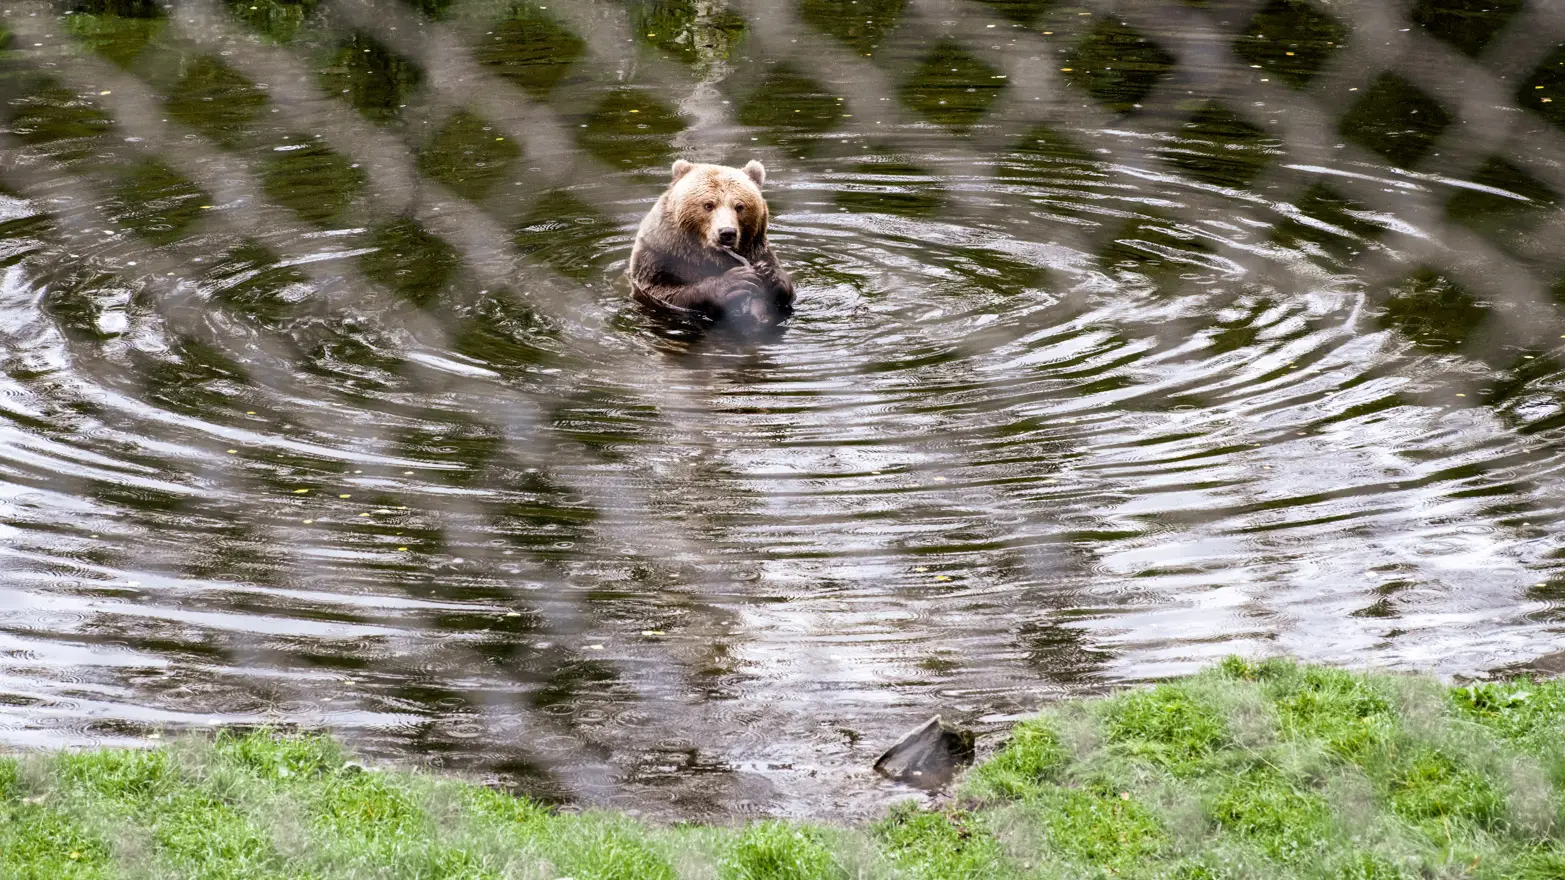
[717,227,738,246]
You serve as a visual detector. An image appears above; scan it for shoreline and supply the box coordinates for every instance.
[4,658,1563,879]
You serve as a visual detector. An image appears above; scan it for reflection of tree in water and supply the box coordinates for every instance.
[1338,73,1453,169]
[417,110,523,203]
[226,0,319,44]
[1233,0,1348,89]
[1063,18,1174,114]
[572,88,684,168]
[260,136,366,228]
[973,0,1056,25]
[164,56,267,147]
[66,0,165,68]
[1411,0,1525,57]
[628,0,747,68]
[319,31,424,123]
[900,41,1006,132]
[737,67,843,156]
[798,0,905,55]
[473,3,587,98]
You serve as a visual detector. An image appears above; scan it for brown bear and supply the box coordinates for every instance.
[628,159,795,328]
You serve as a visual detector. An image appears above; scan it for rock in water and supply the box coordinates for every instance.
[873,715,975,789]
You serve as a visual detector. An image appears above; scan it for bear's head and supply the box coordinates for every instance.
[666,159,768,253]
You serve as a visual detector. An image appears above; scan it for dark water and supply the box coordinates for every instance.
[2,0,1565,818]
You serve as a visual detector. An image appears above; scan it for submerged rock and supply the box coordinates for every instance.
[873,715,975,789]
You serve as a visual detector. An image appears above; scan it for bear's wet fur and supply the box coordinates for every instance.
[629,159,795,330]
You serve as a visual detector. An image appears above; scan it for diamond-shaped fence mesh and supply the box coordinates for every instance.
[3,0,1565,815]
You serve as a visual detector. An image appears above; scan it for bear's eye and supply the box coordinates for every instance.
[734,203,746,214]
[703,201,715,211]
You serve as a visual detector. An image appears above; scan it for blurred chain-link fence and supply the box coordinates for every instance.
[4,0,1565,816]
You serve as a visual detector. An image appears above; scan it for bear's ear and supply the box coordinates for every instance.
[671,160,694,182]
[743,160,766,188]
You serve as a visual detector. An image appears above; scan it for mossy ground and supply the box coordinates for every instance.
[4,659,1564,879]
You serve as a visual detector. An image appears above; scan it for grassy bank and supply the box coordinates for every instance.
[3,659,1564,879]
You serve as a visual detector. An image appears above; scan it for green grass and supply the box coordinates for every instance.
[4,660,1564,879]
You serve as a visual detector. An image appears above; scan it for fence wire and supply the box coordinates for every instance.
[2,0,1565,814]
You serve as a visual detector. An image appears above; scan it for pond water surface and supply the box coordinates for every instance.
[3,0,1565,819]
